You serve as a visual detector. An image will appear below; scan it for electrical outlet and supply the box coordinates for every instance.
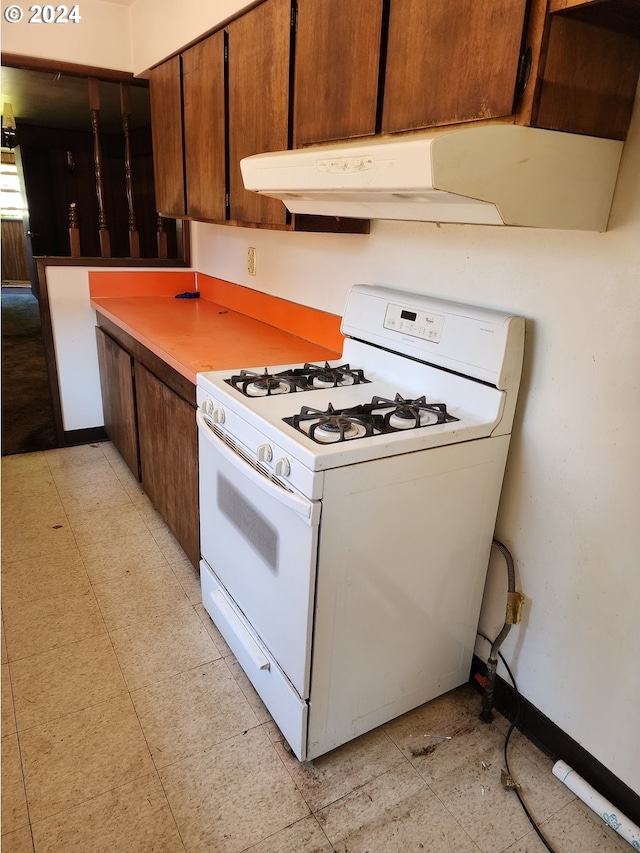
[247,247,256,276]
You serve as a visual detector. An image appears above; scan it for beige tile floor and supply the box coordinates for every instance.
[0,443,630,853]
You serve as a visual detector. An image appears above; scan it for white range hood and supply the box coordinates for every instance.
[240,125,624,231]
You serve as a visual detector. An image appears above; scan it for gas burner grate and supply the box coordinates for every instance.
[284,395,458,443]
[224,368,301,397]
[366,395,458,430]
[224,363,370,396]
[299,362,370,388]
[284,403,375,444]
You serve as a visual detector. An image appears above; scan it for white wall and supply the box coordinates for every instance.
[0,0,133,70]
[45,267,104,432]
[1,0,255,75]
[129,0,255,74]
[192,97,640,794]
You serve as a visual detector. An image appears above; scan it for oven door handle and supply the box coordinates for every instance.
[197,410,320,526]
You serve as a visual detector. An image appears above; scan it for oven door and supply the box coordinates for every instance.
[197,411,320,699]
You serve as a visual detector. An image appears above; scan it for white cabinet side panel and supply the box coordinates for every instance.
[46,266,104,431]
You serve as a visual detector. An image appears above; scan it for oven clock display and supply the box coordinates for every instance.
[383,303,445,343]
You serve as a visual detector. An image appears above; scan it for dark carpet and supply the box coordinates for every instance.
[2,288,57,456]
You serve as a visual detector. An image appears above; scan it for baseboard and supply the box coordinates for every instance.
[470,655,640,824]
[63,427,108,446]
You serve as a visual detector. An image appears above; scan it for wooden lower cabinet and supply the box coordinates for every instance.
[96,323,200,568]
[135,363,200,568]
[96,327,140,480]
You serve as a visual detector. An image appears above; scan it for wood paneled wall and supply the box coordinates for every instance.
[1,220,30,281]
[16,123,177,259]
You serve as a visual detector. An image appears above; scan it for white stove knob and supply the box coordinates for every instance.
[211,407,225,425]
[201,398,214,415]
[274,457,291,478]
[257,443,273,463]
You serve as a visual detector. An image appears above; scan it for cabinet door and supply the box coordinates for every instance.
[293,0,384,146]
[183,31,227,220]
[227,0,291,225]
[149,56,186,217]
[136,363,199,568]
[532,14,640,140]
[382,0,528,133]
[95,327,140,480]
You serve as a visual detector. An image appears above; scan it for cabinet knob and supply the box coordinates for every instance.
[257,443,273,463]
[274,457,291,478]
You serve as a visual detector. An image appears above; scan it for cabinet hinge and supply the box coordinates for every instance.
[224,41,229,62]
[291,0,297,32]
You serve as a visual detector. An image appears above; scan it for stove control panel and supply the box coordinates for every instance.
[383,303,445,344]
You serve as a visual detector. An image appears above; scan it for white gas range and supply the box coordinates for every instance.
[196,284,525,760]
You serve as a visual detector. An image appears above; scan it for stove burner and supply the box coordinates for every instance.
[252,374,285,393]
[225,363,371,397]
[303,362,369,389]
[287,404,373,444]
[225,369,298,397]
[368,395,458,431]
[283,395,458,443]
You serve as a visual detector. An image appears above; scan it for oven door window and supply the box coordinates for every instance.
[218,473,279,572]
[199,423,320,699]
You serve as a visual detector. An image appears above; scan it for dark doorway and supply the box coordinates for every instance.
[2,64,180,262]
[1,58,188,455]
[1,287,57,455]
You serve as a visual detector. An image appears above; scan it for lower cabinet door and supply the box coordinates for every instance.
[95,327,140,480]
[135,362,200,567]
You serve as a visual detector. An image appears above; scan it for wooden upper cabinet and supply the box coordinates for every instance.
[549,0,640,17]
[381,0,529,134]
[530,12,640,139]
[149,56,186,218]
[227,0,292,226]
[148,0,640,227]
[293,0,384,146]
[182,32,227,221]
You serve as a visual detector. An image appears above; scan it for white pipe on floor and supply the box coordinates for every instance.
[552,760,640,850]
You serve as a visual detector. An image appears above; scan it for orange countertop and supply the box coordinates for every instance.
[90,290,343,384]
